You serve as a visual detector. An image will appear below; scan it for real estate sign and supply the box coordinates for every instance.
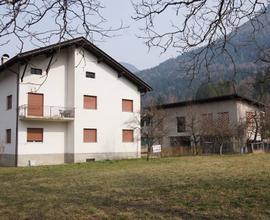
[152,145,161,153]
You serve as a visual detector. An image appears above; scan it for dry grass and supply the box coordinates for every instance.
[0,154,270,219]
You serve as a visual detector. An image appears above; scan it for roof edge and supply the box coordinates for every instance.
[0,37,152,92]
[158,94,265,109]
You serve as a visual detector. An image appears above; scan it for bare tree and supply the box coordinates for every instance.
[0,0,124,51]
[132,0,269,79]
[141,102,168,160]
[201,112,237,155]
[245,111,263,146]
[184,105,202,155]
[262,106,270,139]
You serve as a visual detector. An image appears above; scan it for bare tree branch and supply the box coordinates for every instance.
[0,0,125,52]
[132,0,269,79]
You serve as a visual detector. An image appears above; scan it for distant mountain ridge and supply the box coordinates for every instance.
[135,8,270,104]
[121,62,139,73]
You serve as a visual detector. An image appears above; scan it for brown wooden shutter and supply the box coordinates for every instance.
[217,112,230,127]
[27,128,43,142]
[246,111,254,128]
[84,96,97,109]
[7,95,12,110]
[28,93,44,116]
[84,129,97,143]
[122,99,133,112]
[6,129,11,144]
[122,129,134,142]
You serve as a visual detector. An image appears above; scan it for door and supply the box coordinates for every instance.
[28,93,44,116]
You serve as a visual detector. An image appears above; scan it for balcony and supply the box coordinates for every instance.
[19,105,74,122]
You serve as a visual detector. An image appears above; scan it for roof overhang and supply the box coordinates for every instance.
[0,37,152,93]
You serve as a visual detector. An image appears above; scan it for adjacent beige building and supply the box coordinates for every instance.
[159,94,265,153]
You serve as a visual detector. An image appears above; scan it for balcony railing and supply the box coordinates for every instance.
[19,105,74,121]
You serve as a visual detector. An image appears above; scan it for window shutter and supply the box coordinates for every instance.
[122,130,134,142]
[84,129,97,143]
[84,96,97,109]
[122,99,133,112]
[217,112,230,127]
[246,112,254,128]
[27,128,43,142]
[28,93,44,116]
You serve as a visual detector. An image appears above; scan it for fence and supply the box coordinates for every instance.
[250,142,270,153]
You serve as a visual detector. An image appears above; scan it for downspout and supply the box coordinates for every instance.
[15,64,20,167]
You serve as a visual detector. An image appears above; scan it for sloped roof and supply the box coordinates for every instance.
[0,37,152,92]
[159,94,265,109]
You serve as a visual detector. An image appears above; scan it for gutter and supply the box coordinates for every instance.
[15,64,20,167]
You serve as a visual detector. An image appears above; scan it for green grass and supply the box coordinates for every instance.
[0,154,270,219]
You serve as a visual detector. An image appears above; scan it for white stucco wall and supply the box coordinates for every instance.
[0,68,18,157]
[14,46,141,165]
[73,48,141,162]
[17,49,71,161]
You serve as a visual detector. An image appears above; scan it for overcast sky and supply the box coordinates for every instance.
[101,0,179,70]
[0,0,179,71]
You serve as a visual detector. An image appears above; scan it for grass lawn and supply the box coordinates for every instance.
[0,154,270,219]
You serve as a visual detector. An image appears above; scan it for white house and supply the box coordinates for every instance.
[158,94,265,154]
[0,37,151,166]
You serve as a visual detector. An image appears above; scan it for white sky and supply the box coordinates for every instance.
[0,0,179,70]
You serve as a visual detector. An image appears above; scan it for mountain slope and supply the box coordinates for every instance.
[121,62,139,73]
[136,8,270,104]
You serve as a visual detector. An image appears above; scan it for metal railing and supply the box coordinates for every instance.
[19,105,75,120]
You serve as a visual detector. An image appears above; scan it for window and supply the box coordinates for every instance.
[177,117,186,132]
[217,112,230,127]
[122,129,134,142]
[31,68,42,75]
[28,93,44,116]
[6,129,11,144]
[246,111,255,128]
[201,113,213,124]
[84,129,97,143]
[84,95,97,109]
[170,136,190,147]
[27,128,43,142]
[7,95,12,110]
[86,71,95,79]
[122,99,133,112]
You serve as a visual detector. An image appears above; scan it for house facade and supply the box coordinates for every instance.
[159,95,264,154]
[0,37,151,166]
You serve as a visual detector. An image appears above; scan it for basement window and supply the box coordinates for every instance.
[31,68,42,75]
[86,71,95,79]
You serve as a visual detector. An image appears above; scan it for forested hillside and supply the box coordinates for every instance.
[136,7,270,104]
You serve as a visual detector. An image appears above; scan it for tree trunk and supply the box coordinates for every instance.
[147,144,151,161]
[219,143,223,155]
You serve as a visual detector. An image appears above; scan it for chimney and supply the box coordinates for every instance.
[1,54,9,65]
